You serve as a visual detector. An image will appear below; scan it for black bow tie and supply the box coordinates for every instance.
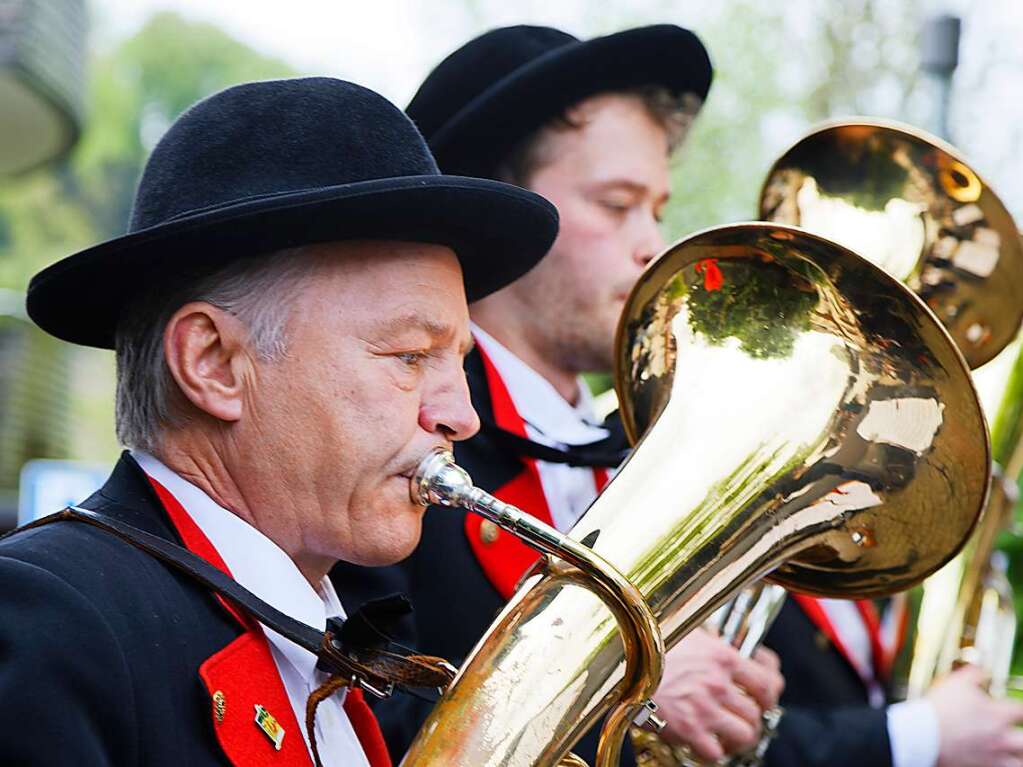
[480,416,630,468]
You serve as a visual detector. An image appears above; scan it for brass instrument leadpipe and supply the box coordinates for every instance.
[412,448,667,767]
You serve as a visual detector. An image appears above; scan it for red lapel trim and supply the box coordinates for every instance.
[792,594,861,679]
[855,599,889,681]
[465,345,555,599]
[146,477,314,767]
[343,689,391,767]
[793,593,895,686]
[880,592,909,678]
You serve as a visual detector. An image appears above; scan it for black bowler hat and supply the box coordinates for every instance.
[26,77,559,349]
[407,25,713,178]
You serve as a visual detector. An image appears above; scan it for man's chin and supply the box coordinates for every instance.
[355,505,425,567]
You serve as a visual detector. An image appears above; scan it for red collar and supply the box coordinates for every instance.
[148,476,390,767]
[465,346,608,599]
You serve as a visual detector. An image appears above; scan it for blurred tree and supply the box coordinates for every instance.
[0,12,294,525]
[663,0,926,239]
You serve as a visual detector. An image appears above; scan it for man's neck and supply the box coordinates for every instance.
[471,313,581,406]
[153,435,333,587]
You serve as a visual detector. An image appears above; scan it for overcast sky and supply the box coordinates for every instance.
[87,0,1023,214]
[90,0,656,105]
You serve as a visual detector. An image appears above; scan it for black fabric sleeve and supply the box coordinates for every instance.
[0,555,137,766]
[764,704,893,767]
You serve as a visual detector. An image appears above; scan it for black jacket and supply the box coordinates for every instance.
[762,599,893,767]
[332,348,635,765]
[0,454,318,767]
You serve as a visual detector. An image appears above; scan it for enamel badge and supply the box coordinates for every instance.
[254,704,285,751]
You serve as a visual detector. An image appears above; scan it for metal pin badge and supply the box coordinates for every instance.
[480,519,500,544]
[254,704,285,751]
[212,690,226,723]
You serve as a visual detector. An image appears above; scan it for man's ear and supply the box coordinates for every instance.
[163,302,252,423]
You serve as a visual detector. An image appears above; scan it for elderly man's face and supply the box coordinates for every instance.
[248,242,478,568]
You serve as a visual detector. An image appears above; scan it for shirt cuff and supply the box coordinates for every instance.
[887,699,940,767]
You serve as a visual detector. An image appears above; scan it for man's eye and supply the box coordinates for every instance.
[600,199,636,219]
[396,352,423,367]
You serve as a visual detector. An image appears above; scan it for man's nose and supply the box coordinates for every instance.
[419,369,481,441]
[634,211,665,268]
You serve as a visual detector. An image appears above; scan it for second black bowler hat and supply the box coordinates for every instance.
[407,25,713,177]
[26,77,559,349]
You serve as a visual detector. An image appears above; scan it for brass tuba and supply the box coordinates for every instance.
[758,120,1023,699]
[403,223,990,767]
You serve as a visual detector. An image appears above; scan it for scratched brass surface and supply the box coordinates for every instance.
[759,119,1023,369]
[402,223,988,767]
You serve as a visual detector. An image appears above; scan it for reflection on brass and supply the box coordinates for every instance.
[402,223,988,767]
[760,118,1023,369]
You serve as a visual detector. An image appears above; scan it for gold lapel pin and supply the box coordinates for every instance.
[480,519,500,544]
[254,704,285,751]
[212,690,226,723]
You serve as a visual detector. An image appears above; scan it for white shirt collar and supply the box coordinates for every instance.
[131,450,344,683]
[471,322,609,447]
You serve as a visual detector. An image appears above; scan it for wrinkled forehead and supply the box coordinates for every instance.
[299,240,470,334]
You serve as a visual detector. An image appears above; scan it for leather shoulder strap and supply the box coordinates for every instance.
[13,507,453,696]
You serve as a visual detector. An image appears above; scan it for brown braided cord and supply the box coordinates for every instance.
[305,676,350,767]
[304,651,455,767]
[361,650,455,688]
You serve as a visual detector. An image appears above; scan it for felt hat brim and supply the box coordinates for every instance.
[425,25,713,176]
[26,175,558,349]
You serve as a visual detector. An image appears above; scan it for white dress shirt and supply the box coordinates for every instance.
[133,451,369,767]
[817,599,939,767]
[473,324,608,532]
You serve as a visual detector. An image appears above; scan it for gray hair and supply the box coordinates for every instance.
[115,247,316,452]
[495,87,703,187]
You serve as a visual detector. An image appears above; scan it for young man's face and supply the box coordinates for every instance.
[496,92,671,373]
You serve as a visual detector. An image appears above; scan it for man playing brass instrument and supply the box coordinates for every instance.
[0,77,559,766]
[333,25,785,765]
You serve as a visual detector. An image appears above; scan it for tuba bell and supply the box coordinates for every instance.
[403,222,990,767]
[758,120,1023,700]
[758,118,1023,369]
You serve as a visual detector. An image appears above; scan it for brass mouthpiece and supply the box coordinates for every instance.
[410,448,472,508]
